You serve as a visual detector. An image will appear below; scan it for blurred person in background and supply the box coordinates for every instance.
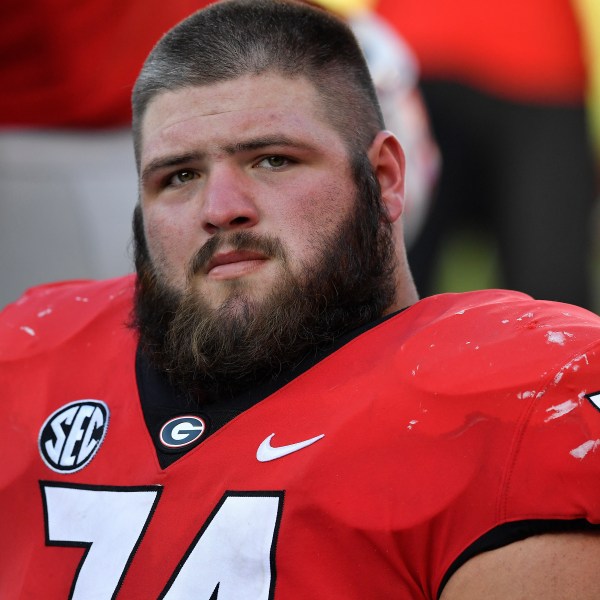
[0,0,213,309]
[377,0,599,310]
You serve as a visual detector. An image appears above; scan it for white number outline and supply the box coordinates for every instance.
[40,482,284,599]
[40,481,162,599]
[160,491,284,600]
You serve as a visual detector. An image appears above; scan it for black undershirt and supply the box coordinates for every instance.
[136,311,398,469]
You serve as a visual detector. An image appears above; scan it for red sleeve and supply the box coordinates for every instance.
[398,293,600,597]
[503,338,600,523]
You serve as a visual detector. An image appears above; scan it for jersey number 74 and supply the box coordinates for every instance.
[41,481,284,599]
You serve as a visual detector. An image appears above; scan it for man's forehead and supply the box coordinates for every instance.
[139,73,341,161]
[142,73,326,132]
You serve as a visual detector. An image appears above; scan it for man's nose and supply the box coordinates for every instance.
[200,164,259,235]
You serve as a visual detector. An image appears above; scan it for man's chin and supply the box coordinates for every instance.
[190,268,279,311]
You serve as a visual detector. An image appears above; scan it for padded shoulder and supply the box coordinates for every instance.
[0,275,135,359]
[396,290,600,399]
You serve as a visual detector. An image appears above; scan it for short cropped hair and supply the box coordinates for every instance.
[131,0,385,168]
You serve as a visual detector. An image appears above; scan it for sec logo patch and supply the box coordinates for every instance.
[160,415,207,451]
[39,400,109,473]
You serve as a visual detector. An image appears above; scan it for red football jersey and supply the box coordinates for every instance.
[1,276,600,599]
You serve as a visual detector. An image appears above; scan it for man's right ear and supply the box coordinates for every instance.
[367,131,405,223]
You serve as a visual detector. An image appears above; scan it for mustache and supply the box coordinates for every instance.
[187,231,287,279]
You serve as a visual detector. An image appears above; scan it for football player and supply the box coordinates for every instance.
[1,1,599,598]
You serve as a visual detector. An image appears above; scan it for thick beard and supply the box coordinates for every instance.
[132,153,398,398]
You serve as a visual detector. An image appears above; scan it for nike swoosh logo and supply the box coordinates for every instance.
[256,433,325,462]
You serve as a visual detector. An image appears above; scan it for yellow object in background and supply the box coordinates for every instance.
[312,0,375,17]
[574,0,600,159]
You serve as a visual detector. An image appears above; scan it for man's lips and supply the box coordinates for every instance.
[205,250,269,279]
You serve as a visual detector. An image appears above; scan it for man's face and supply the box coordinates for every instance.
[135,73,397,393]
[139,73,359,309]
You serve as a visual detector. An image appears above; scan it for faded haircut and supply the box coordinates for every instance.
[131,0,385,169]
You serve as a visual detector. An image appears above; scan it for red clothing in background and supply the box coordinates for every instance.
[1,0,213,127]
[377,0,587,103]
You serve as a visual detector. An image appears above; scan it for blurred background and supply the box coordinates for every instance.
[1,0,599,311]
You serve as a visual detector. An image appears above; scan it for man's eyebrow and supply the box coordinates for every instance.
[223,135,315,155]
[141,151,204,183]
[141,136,315,182]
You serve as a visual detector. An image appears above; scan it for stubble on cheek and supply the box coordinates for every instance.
[143,215,193,293]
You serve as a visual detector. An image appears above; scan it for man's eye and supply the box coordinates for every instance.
[168,170,197,186]
[257,156,290,169]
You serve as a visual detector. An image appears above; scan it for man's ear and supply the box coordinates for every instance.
[367,131,405,223]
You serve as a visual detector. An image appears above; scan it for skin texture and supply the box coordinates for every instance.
[139,72,414,315]
[441,532,600,599]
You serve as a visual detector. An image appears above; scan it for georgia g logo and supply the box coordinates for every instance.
[159,415,207,451]
[38,400,109,473]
